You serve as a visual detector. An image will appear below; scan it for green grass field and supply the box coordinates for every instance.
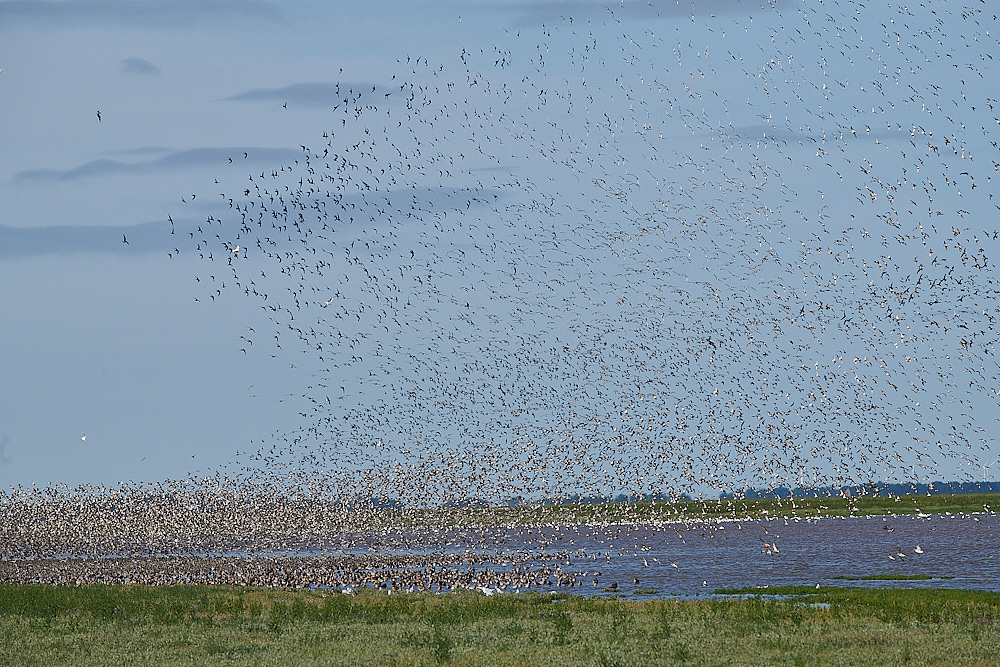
[2,584,997,666]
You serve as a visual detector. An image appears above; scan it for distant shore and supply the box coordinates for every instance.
[391,491,998,527]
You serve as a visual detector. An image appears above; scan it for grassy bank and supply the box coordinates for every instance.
[402,492,998,527]
[2,584,997,666]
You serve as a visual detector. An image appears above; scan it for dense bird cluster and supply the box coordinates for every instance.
[178,1,998,506]
[0,481,588,590]
[5,480,987,594]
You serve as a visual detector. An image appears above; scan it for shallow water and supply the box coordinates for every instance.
[18,511,995,596]
[278,512,998,596]
[522,512,999,596]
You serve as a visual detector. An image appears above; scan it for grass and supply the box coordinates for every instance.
[711,585,1000,625]
[391,492,1000,528]
[1,584,998,665]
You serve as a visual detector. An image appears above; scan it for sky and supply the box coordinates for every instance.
[1,0,999,502]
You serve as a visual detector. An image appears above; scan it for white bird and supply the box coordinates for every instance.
[80,433,86,442]
[914,545,924,554]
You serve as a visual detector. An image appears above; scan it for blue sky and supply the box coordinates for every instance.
[1,0,998,501]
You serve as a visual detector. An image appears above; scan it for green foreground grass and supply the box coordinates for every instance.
[2,584,998,666]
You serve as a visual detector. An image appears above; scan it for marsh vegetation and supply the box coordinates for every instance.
[2,584,997,665]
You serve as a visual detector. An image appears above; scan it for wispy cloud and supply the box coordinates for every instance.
[103,146,174,157]
[0,184,502,258]
[13,147,303,183]
[0,0,283,27]
[225,82,395,109]
[487,0,783,26]
[120,57,161,75]
[0,220,175,258]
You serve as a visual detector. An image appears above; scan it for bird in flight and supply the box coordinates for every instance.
[122,234,128,245]
[80,433,86,442]
[96,110,101,123]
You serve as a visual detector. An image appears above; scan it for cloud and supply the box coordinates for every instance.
[0,184,503,258]
[103,146,174,157]
[13,146,303,183]
[0,220,175,258]
[0,0,283,27]
[225,82,395,109]
[120,57,161,75]
[487,0,785,26]
[723,124,817,145]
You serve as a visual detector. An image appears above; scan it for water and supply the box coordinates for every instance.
[516,512,999,596]
[14,510,995,595]
[283,512,998,596]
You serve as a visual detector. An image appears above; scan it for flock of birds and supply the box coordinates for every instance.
[2,479,970,592]
[168,0,1000,507]
[5,0,999,595]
